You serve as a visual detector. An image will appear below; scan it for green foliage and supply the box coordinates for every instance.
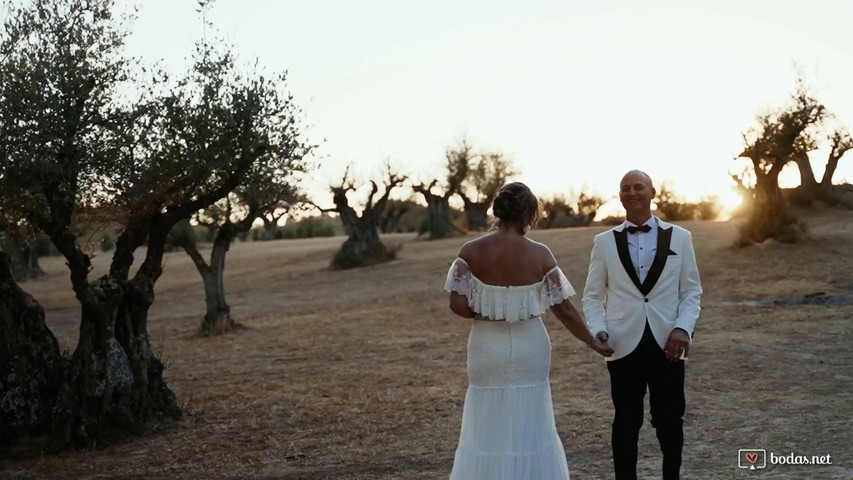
[655,187,722,222]
[445,139,474,196]
[739,78,826,181]
[276,215,338,239]
[575,192,605,223]
[469,152,517,204]
[539,196,574,229]
[0,0,136,238]
[538,193,605,228]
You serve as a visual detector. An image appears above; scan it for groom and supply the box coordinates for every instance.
[583,170,702,480]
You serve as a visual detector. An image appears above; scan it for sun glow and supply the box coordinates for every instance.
[716,189,744,220]
[118,0,853,211]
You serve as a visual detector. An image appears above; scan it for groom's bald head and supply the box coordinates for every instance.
[619,170,655,220]
[620,170,654,190]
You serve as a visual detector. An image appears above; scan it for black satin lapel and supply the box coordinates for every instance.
[641,226,673,295]
[614,229,642,292]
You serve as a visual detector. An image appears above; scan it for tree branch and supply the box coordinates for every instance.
[822,129,853,186]
[109,222,148,279]
[412,179,439,197]
[370,167,407,220]
[180,241,210,277]
[308,200,336,214]
[364,180,380,211]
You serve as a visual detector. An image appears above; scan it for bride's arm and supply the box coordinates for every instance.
[449,292,475,318]
[447,246,475,318]
[552,300,596,346]
[539,245,613,356]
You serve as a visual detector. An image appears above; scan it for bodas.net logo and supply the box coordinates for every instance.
[738,449,767,470]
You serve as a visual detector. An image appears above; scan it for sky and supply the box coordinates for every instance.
[116,0,853,217]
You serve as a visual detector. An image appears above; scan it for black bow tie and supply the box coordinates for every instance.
[627,224,652,234]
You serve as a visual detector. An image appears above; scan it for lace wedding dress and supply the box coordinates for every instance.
[444,257,575,480]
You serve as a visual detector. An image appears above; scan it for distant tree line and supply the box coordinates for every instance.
[654,185,721,222]
[538,193,607,228]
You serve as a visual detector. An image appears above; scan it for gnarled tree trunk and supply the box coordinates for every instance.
[423,195,454,239]
[328,193,390,270]
[413,182,459,239]
[2,218,180,450]
[322,167,404,269]
[178,233,234,334]
[0,253,64,453]
[820,138,852,199]
[203,226,237,334]
[262,218,278,240]
[821,160,840,194]
[333,214,390,269]
[743,171,799,243]
[53,275,135,447]
[174,218,254,334]
[462,198,490,231]
[203,237,232,334]
[115,222,181,428]
[261,212,287,241]
[792,152,818,205]
[380,202,408,233]
[50,222,180,448]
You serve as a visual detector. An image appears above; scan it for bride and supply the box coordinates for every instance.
[444,182,613,480]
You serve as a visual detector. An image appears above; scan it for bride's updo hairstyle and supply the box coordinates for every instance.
[492,182,541,233]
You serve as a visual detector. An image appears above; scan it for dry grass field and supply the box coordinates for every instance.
[2,211,852,479]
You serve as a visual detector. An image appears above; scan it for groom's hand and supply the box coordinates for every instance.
[591,332,614,357]
[664,328,690,361]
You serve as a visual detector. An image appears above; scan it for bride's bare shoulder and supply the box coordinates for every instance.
[458,234,492,261]
[524,238,553,255]
[525,238,558,270]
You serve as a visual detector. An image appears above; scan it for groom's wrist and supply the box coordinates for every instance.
[672,327,690,337]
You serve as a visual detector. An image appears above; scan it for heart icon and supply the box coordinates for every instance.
[745,453,758,464]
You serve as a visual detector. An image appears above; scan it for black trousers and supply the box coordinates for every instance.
[607,322,685,480]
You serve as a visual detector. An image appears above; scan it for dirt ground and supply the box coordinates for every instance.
[2,211,852,479]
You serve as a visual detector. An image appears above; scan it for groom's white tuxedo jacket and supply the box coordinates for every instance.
[583,217,702,361]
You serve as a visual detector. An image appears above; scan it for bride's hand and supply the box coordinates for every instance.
[589,336,614,357]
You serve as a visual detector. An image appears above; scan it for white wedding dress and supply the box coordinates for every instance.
[444,257,575,480]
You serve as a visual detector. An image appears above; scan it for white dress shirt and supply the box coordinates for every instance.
[625,216,658,283]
